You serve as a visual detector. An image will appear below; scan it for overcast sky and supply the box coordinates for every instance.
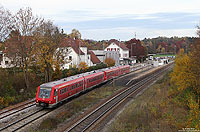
[1,0,200,40]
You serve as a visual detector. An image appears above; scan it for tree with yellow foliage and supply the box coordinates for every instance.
[170,48,194,92]
[32,20,64,82]
[105,58,115,67]
[79,62,88,72]
[170,38,200,129]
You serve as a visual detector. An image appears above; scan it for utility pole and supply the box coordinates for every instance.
[103,42,105,63]
[135,32,136,39]
[79,40,80,67]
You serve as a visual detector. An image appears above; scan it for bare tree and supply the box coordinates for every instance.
[5,7,43,90]
[0,6,14,42]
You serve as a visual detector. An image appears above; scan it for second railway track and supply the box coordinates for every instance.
[65,63,173,132]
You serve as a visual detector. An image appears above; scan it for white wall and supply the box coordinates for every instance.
[104,42,129,59]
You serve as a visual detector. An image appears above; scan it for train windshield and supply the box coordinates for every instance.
[39,87,52,98]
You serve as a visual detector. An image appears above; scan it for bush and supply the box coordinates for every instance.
[0,68,42,109]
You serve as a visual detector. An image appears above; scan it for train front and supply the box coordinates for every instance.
[35,86,54,108]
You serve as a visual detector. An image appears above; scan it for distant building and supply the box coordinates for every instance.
[105,39,129,65]
[90,50,105,62]
[0,51,14,68]
[90,50,120,65]
[89,51,101,65]
[104,51,120,65]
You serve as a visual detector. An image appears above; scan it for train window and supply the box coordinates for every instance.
[53,89,57,96]
[64,88,66,93]
[60,89,62,95]
[62,89,64,94]
[76,83,78,88]
[67,87,68,92]
[78,83,79,87]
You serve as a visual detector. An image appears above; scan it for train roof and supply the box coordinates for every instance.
[40,74,84,88]
[40,65,129,88]
[40,69,104,88]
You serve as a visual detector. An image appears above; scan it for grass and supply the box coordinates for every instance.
[107,71,188,132]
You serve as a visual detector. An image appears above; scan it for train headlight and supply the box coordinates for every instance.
[49,101,51,103]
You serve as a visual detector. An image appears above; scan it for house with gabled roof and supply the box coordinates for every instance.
[89,51,101,65]
[59,38,100,69]
[105,39,129,65]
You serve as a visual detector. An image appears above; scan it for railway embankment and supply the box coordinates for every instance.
[106,70,189,132]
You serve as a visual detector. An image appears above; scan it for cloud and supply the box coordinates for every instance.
[1,0,200,40]
[81,27,197,40]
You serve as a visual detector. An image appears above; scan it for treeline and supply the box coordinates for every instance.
[85,36,195,56]
[142,36,195,54]
[169,28,200,128]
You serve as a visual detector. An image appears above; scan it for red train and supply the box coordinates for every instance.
[35,65,130,108]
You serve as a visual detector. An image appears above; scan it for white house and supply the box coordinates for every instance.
[59,38,101,69]
[0,51,14,68]
[104,39,129,65]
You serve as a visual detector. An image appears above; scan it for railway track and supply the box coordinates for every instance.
[0,108,52,132]
[0,102,36,121]
[65,63,173,132]
[0,99,35,116]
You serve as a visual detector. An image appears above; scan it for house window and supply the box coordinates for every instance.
[117,48,120,51]
[115,48,116,51]
[5,61,8,65]
[107,48,110,51]
[69,56,72,60]
[0,54,2,62]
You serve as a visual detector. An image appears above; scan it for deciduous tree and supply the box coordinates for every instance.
[78,62,88,72]
[69,29,81,39]
[0,6,14,42]
[105,58,115,67]
[32,20,65,82]
[5,7,43,90]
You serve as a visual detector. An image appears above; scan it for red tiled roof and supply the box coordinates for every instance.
[60,38,84,55]
[89,51,101,64]
[108,39,129,50]
[75,39,87,47]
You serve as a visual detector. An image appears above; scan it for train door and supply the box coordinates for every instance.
[55,89,58,104]
[53,89,58,104]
